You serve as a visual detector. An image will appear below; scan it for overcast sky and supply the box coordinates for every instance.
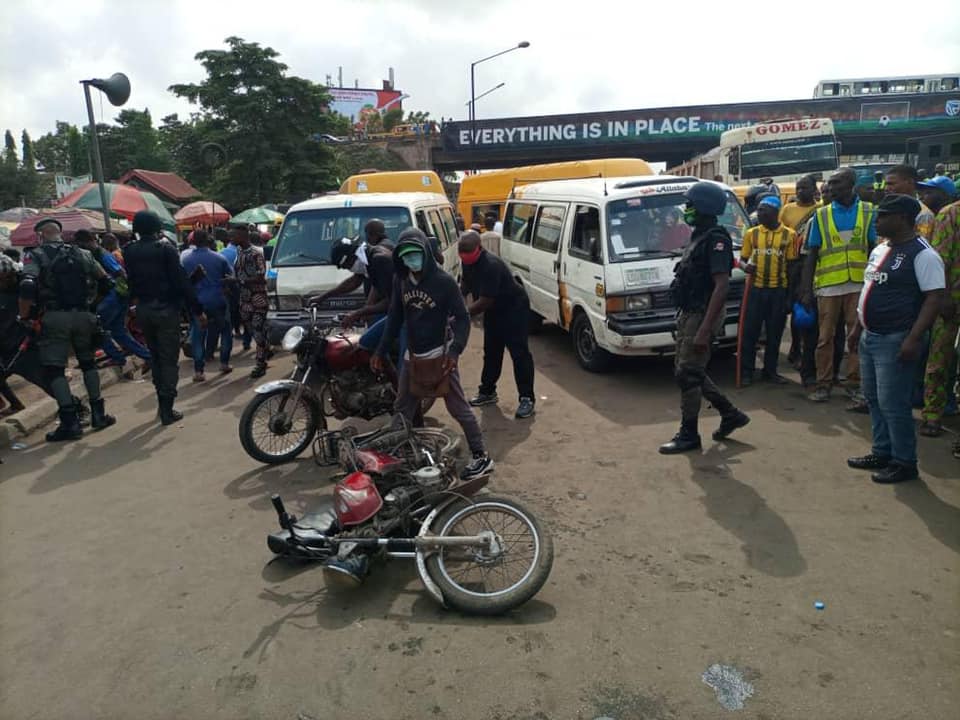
[2,0,959,142]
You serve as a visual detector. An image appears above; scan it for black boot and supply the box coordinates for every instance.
[713,410,751,441]
[90,398,116,431]
[46,408,83,442]
[73,396,90,427]
[659,420,701,454]
[158,396,183,426]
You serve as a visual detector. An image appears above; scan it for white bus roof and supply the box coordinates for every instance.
[817,73,958,83]
[512,175,730,202]
[288,192,448,213]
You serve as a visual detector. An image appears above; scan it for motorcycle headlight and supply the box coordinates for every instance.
[281,326,305,352]
[625,294,652,311]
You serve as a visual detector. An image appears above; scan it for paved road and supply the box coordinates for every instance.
[1,329,957,720]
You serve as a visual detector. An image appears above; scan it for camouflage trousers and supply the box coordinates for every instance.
[921,312,959,423]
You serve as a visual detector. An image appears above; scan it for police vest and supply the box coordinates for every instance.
[813,202,874,289]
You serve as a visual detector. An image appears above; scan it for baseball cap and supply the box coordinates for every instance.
[876,193,921,221]
[917,175,957,198]
[397,244,423,257]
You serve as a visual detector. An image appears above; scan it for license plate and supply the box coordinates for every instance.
[625,268,659,286]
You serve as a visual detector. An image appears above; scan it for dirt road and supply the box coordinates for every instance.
[1,328,957,720]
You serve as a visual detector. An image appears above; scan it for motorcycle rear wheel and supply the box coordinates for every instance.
[424,495,553,615]
[362,427,460,462]
[239,387,320,464]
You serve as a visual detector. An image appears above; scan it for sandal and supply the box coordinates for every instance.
[918,421,944,437]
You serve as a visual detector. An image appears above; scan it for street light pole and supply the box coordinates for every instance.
[466,83,506,109]
[469,41,529,167]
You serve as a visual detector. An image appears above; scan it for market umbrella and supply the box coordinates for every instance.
[0,207,39,223]
[57,182,176,230]
[9,208,111,247]
[175,200,231,226]
[230,206,284,225]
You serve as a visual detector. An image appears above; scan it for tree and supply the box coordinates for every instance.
[18,129,40,205]
[96,108,170,180]
[20,130,36,170]
[33,122,89,175]
[169,36,341,207]
[382,107,404,132]
[405,110,431,125]
[4,130,17,170]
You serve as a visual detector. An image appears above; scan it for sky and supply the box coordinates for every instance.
[2,0,959,143]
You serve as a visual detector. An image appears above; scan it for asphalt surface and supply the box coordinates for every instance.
[1,328,958,720]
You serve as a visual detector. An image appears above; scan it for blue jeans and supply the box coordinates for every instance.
[98,293,151,362]
[360,315,405,372]
[191,305,233,373]
[859,329,921,467]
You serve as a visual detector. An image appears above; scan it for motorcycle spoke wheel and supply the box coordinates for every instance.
[239,389,318,464]
[424,496,553,615]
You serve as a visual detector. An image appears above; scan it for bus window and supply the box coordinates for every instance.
[415,210,432,236]
[427,209,449,247]
[531,205,566,254]
[471,203,501,226]
[437,206,460,245]
[503,203,536,245]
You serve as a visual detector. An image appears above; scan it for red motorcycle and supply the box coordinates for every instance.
[239,308,432,465]
[267,421,553,615]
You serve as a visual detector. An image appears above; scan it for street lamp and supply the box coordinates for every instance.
[470,42,529,157]
[80,73,130,231]
[465,82,506,109]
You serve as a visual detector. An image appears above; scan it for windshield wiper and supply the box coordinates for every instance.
[279,252,328,264]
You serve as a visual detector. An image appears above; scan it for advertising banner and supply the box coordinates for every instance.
[329,88,404,122]
[442,93,960,152]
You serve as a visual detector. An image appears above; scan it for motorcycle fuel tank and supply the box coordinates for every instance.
[334,472,384,526]
[355,449,405,475]
[323,334,371,372]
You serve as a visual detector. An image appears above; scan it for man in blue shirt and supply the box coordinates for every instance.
[219,230,247,347]
[182,230,234,381]
[74,229,151,368]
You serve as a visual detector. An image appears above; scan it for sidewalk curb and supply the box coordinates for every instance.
[1,363,142,447]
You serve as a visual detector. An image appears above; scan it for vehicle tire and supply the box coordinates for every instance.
[528,310,544,335]
[424,495,553,615]
[239,387,320,464]
[363,427,460,461]
[571,312,613,372]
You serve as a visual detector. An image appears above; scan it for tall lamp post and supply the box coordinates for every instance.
[466,82,506,111]
[80,73,130,231]
[470,42,529,161]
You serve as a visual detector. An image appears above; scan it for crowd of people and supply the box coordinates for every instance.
[1,161,958,483]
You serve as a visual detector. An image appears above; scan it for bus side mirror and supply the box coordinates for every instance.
[588,236,601,262]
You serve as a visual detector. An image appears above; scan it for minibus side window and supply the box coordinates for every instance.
[531,204,566,254]
[569,206,602,263]
[503,202,536,245]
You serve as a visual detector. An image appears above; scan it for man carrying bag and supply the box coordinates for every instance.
[372,228,493,480]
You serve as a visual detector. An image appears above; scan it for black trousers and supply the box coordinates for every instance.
[741,286,788,377]
[479,300,535,400]
[137,302,182,399]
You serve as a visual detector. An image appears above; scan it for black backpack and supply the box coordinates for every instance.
[46,246,89,309]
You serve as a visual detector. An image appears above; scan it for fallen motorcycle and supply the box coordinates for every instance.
[239,307,419,464]
[267,423,553,615]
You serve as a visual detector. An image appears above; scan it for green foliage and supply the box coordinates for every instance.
[332,144,409,181]
[0,128,50,208]
[20,130,36,171]
[33,122,88,175]
[405,110,431,125]
[382,107,404,132]
[3,131,17,169]
[169,36,342,207]
[96,109,170,180]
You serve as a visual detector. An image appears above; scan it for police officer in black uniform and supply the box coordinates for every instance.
[123,211,206,425]
[19,217,117,441]
[660,182,750,454]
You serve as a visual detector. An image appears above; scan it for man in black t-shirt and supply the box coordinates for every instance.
[459,231,536,419]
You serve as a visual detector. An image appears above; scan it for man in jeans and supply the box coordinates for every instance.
[847,195,946,484]
[181,230,234,381]
[801,168,877,403]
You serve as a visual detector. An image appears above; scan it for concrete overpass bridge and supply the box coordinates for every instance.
[384,92,960,171]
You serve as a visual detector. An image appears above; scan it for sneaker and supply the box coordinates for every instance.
[469,392,498,407]
[807,388,830,403]
[515,397,535,419]
[462,452,494,480]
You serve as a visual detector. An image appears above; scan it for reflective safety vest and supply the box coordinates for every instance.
[813,201,874,289]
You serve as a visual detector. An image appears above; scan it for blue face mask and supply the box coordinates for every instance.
[401,251,424,272]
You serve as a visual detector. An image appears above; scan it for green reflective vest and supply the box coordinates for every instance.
[813,201,874,289]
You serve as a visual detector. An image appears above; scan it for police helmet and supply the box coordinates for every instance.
[132,210,163,235]
[684,181,727,217]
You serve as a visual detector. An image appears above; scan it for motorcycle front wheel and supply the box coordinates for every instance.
[424,495,553,615]
[239,387,320,464]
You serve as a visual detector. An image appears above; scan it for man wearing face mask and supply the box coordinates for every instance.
[459,230,536,419]
[660,182,750,454]
[372,228,493,481]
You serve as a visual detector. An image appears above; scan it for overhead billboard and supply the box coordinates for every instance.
[328,88,404,122]
[442,93,960,152]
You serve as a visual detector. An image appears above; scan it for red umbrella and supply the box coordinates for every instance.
[57,182,175,229]
[175,201,230,226]
[9,208,110,247]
